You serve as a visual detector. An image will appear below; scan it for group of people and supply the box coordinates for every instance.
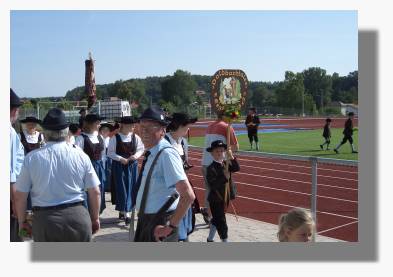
[10,88,245,242]
[320,112,358,154]
[10,87,322,243]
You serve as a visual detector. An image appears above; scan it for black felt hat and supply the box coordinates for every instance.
[348,112,355,116]
[206,140,228,152]
[326,118,332,122]
[168,113,197,126]
[42,108,69,131]
[84,114,105,123]
[99,122,114,131]
[119,116,138,124]
[139,106,169,126]
[10,88,22,107]
[20,116,41,124]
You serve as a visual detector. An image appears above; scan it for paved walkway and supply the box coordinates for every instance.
[93,193,342,242]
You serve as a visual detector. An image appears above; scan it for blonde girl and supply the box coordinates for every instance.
[277,208,314,242]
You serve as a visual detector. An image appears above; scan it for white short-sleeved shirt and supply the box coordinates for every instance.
[135,138,187,214]
[15,141,100,207]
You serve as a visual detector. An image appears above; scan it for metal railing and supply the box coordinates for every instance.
[188,145,358,242]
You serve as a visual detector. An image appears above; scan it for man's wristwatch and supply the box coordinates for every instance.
[165,220,177,230]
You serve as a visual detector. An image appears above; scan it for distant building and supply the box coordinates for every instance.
[330,101,358,116]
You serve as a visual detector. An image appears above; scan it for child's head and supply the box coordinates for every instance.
[207,140,227,162]
[326,118,332,125]
[99,123,113,138]
[348,112,354,119]
[277,208,314,242]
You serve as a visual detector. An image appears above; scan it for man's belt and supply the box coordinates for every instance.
[32,201,84,212]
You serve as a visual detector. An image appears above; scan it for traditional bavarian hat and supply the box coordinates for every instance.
[206,140,228,152]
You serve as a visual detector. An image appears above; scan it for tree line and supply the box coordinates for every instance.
[63,67,357,116]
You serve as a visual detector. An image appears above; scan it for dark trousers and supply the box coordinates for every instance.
[341,135,354,145]
[210,200,228,240]
[32,205,92,242]
[247,130,258,143]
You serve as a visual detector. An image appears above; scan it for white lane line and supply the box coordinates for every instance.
[188,174,358,204]
[318,221,359,234]
[188,167,358,191]
[188,157,358,182]
[188,151,358,174]
[192,186,358,221]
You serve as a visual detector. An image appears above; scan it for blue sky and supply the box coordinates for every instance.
[10,11,358,97]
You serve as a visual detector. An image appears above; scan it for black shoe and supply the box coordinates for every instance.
[125,217,131,226]
[119,212,125,220]
[207,239,214,242]
[334,149,339,154]
[320,144,323,150]
[352,150,358,153]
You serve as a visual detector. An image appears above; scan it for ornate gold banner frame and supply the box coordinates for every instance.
[210,69,248,116]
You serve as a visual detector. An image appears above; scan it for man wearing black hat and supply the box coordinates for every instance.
[14,108,101,241]
[245,107,260,150]
[133,107,195,242]
[334,112,358,154]
[10,89,25,241]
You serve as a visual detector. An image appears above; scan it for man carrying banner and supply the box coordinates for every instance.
[133,107,195,242]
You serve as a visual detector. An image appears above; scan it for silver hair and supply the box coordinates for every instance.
[43,127,69,142]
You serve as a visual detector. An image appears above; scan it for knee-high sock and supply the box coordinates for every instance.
[208,224,217,241]
[351,143,356,151]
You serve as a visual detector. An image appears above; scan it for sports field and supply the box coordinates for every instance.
[189,128,358,161]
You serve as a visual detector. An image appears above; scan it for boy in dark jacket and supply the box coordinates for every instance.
[205,140,240,242]
[320,118,332,150]
[334,112,358,154]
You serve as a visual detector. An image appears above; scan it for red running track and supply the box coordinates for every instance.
[187,149,358,241]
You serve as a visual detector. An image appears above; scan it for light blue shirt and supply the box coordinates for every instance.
[135,138,187,214]
[10,124,24,183]
[15,141,100,207]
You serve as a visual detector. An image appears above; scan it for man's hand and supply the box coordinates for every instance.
[227,149,234,160]
[18,221,32,239]
[153,225,173,242]
[91,218,100,234]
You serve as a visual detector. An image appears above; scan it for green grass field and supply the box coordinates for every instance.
[189,128,358,161]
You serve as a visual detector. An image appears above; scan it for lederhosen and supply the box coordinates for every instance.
[111,133,138,212]
[20,131,43,211]
[341,119,354,145]
[206,159,240,240]
[81,133,106,213]
[164,135,200,237]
